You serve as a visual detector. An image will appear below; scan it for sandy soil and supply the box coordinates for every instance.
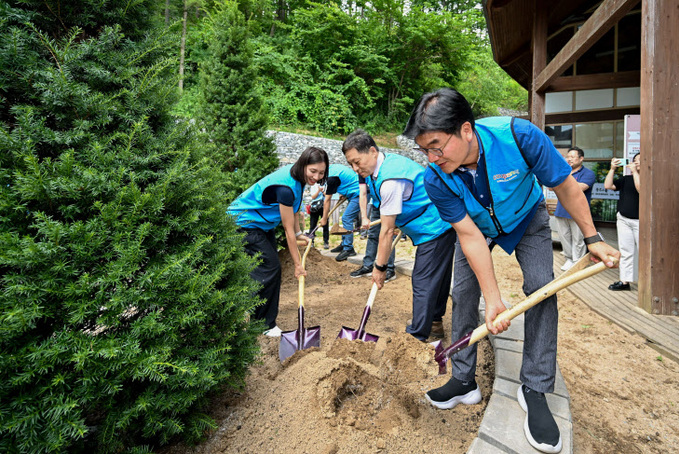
[163,244,679,454]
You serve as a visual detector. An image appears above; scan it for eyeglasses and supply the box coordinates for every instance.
[413,133,453,157]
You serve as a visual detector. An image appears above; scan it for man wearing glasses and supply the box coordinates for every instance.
[342,129,457,342]
[403,88,619,454]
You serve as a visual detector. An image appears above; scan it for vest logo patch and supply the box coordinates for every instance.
[493,169,520,183]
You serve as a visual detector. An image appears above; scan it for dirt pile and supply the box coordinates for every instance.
[163,246,493,454]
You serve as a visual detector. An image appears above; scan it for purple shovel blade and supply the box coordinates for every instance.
[337,305,378,342]
[433,331,473,375]
[337,326,379,342]
[279,306,321,362]
[279,326,321,362]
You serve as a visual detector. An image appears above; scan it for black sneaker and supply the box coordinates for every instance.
[350,265,372,278]
[608,281,630,291]
[330,245,343,253]
[384,269,396,282]
[425,376,481,410]
[517,385,562,453]
[335,249,356,262]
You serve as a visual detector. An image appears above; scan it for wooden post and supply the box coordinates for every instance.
[639,0,679,315]
[530,0,547,130]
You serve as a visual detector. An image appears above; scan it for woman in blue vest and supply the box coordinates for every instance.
[227,147,329,337]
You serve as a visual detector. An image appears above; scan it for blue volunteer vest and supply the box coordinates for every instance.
[368,153,451,245]
[227,165,303,231]
[328,164,360,200]
[428,117,543,238]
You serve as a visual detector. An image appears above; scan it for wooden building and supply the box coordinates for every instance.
[482,0,678,315]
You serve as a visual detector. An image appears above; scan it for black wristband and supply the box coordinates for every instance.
[374,263,388,272]
[584,232,605,245]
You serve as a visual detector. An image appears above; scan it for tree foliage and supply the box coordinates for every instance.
[0,1,262,452]
[175,0,526,135]
[197,1,278,200]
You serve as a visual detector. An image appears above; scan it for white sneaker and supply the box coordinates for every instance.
[560,259,574,271]
[263,326,282,337]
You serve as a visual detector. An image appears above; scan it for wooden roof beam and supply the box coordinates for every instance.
[547,70,640,92]
[534,0,639,93]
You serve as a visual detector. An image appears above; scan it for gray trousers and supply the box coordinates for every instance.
[407,228,457,341]
[450,203,558,393]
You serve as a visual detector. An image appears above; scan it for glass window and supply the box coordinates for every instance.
[546,92,573,113]
[618,13,641,72]
[577,27,615,75]
[614,121,624,156]
[545,124,573,149]
[616,87,640,107]
[575,89,614,111]
[574,122,614,159]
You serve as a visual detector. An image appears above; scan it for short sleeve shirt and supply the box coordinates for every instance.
[424,118,571,253]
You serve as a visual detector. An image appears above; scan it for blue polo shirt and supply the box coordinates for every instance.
[554,165,596,219]
[424,118,571,254]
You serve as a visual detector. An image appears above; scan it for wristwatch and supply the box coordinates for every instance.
[374,263,388,272]
[584,232,605,245]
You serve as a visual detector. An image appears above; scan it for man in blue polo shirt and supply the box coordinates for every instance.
[554,147,596,271]
[403,88,619,454]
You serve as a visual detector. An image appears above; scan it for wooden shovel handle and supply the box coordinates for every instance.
[365,231,402,309]
[468,258,611,345]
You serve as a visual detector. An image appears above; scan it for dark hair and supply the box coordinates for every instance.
[290,146,329,184]
[342,129,378,155]
[633,152,640,161]
[402,87,475,139]
[568,146,585,158]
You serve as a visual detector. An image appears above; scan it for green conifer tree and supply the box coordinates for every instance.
[198,1,278,201]
[0,1,261,452]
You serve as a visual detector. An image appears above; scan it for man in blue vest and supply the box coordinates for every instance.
[342,129,456,341]
[321,164,361,262]
[403,88,619,454]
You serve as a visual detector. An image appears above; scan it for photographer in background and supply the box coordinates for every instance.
[604,153,640,291]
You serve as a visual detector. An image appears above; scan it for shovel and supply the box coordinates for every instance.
[279,239,320,362]
[432,253,614,374]
[297,195,347,246]
[330,219,381,235]
[337,232,401,342]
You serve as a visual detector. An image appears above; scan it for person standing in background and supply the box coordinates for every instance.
[322,164,362,262]
[554,147,596,271]
[604,153,640,291]
[307,183,329,249]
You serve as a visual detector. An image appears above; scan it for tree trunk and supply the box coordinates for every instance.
[179,0,188,91]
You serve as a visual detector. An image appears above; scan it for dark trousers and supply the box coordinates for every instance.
[308,211,329,244]
[406,228,456,341]
[241,228,281,329]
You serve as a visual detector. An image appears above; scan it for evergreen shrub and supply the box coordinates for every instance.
[0,2,262,452]
[198,1,278,200]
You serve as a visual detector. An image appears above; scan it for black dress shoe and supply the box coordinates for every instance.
[608,281,630,291]
[330,245,343,253]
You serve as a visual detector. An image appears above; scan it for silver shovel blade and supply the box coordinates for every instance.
[337,326,379,342]
[279,326,321,362]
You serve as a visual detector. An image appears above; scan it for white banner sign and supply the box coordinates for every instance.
[591,183,619,200]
